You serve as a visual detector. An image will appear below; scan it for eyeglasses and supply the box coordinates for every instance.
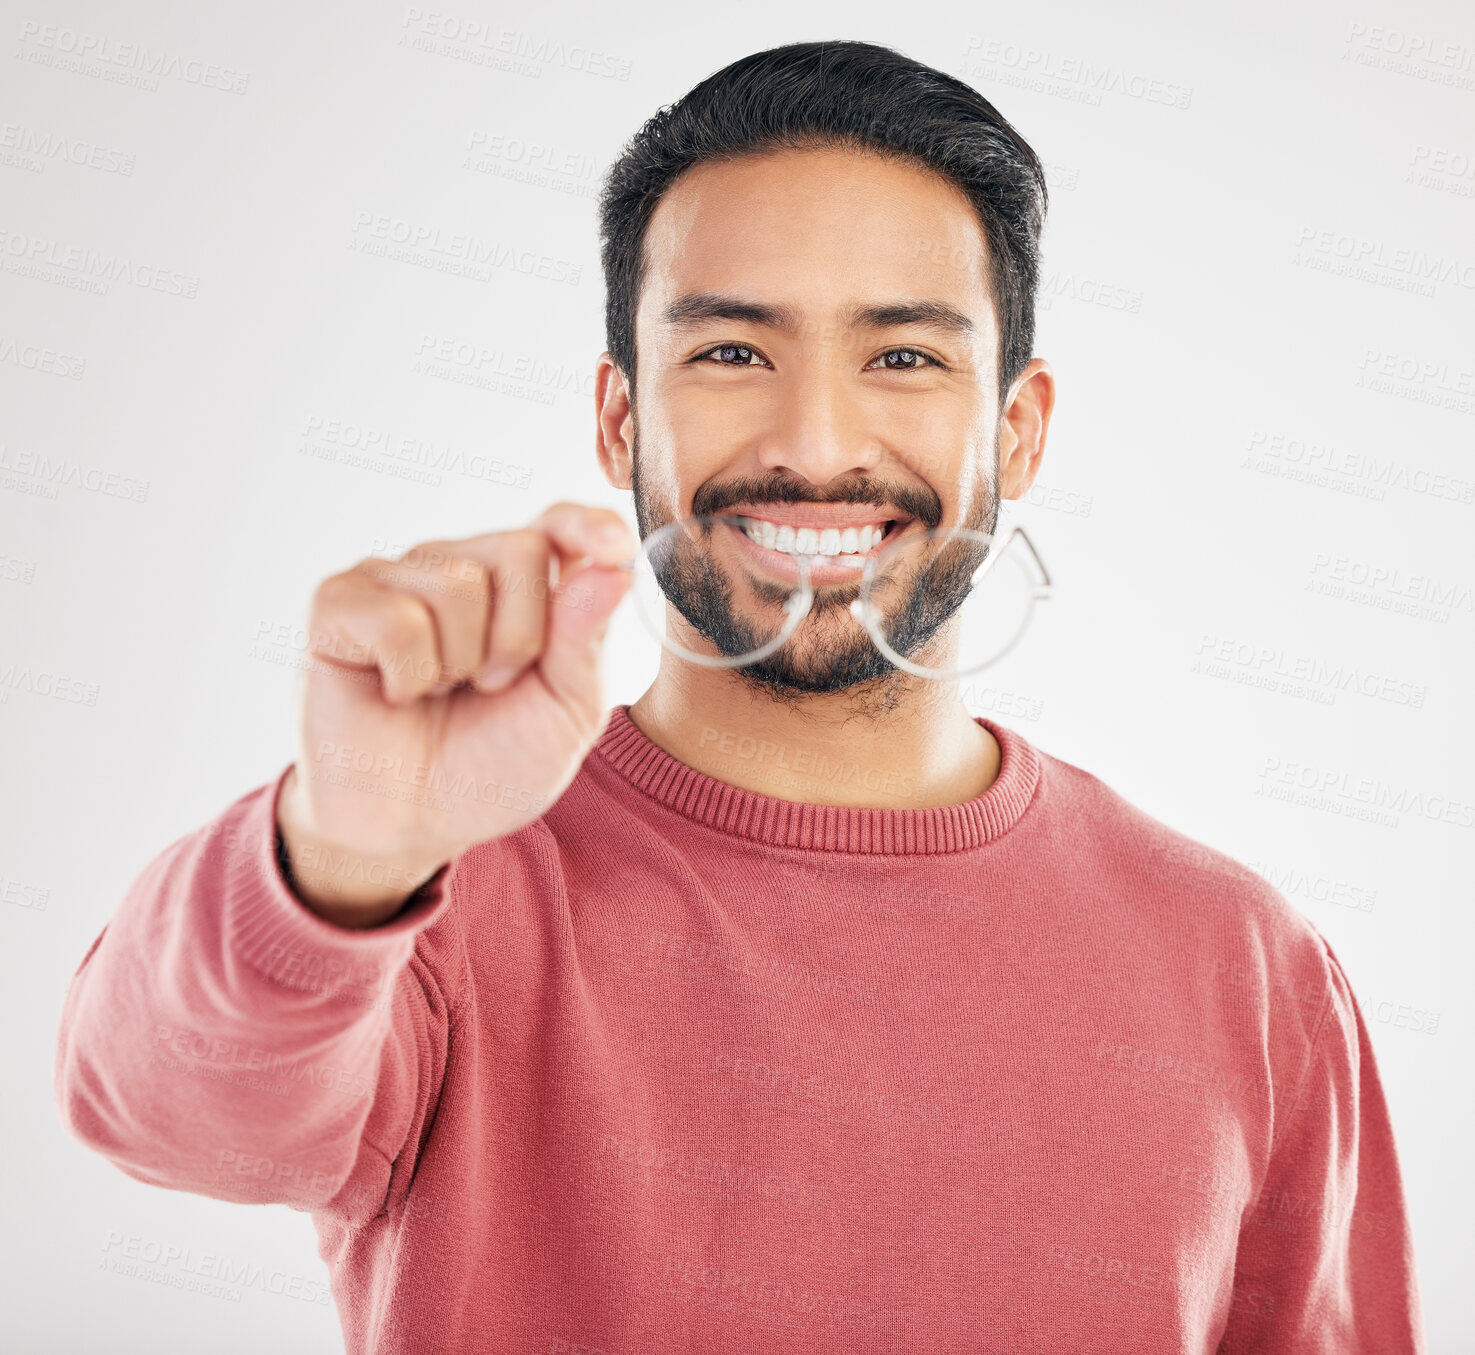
[612,512,1052,680]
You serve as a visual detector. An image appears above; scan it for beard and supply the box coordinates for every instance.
[629,422,1000,698]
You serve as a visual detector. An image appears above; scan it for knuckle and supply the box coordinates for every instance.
[379,590,434,655]
[308,570,356,618]
[443,556,490,604]
[396,539,455,573]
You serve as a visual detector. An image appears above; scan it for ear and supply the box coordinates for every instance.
[595,353,634,490]
[997,358,1055,500]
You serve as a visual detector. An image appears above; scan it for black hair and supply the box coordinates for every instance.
[597,39,1049,404]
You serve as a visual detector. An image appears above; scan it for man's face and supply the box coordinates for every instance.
[607,145,1013,696]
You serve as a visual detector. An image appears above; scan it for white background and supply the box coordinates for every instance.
[2,1,1470,1350]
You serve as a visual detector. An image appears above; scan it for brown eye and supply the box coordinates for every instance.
[875,348,933,370]
[703,344,760,366]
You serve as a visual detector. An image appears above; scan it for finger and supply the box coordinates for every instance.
[477,530,552,693]
[535,556,633,717]
[362,543,491,692]
[307,570,443,706]
[447,502,636,578]
[530,501,637,568]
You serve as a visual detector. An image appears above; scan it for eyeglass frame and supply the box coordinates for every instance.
[610,512,1053,677]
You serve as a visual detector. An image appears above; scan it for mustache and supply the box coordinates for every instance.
[690,473,943,529]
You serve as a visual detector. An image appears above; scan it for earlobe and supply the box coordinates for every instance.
[595,424,633,491]
[603,443,634,491]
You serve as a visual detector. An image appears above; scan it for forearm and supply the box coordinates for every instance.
[53,767,451,1212]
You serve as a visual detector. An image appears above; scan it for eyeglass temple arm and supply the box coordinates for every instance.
[1005,525,1053,599]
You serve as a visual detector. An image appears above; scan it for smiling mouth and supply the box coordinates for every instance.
[732,517,903,560]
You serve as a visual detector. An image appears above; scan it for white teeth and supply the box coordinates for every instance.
[741,520,891,557]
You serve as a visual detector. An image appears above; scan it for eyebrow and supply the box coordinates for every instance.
[660,292,974,340]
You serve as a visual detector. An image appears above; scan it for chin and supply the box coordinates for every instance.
[733,642,902,697]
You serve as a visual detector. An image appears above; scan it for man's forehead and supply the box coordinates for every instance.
[638,147,994,327]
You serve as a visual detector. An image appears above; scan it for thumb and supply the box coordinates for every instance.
[536,561,632,709]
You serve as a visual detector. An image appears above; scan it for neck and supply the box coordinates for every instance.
[626,658,1000,810]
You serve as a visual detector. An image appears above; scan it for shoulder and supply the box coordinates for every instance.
[1032,742,1337,1008]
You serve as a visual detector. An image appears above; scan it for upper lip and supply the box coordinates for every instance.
[720,502,911,531]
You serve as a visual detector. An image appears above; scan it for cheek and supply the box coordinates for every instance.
[630,430,729,519]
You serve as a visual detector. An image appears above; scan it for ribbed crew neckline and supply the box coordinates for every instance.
[591,703,1042,855]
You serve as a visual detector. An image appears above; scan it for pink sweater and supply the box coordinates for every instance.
[55,706,1424,1353]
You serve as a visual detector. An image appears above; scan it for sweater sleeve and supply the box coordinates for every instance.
[52,764,464,1228]
[1216,934,1426,1354]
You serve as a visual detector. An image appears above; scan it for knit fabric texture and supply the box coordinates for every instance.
[54,705,1425,1352]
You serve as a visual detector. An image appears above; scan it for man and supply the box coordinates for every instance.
[55,40,1424,1354]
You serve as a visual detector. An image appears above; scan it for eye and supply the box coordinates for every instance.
[869,347,939,371]
[696,343,767,367]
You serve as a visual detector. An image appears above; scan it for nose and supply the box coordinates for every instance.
[755,361,883,486]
